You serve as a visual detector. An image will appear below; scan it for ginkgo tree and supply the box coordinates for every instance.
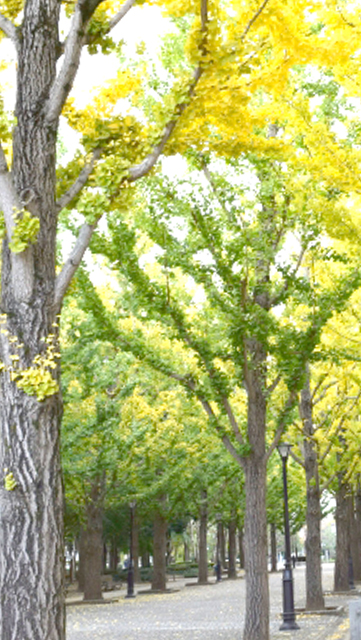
[61,272,226,592]
[85,153,361,639]
[1,0,360,638]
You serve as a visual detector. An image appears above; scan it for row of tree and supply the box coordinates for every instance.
[2,1,361,639]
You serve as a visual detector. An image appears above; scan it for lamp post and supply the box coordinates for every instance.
[277,443,299,631]
[126,500,136,598]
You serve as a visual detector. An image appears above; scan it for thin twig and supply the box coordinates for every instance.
[241,0,272,40]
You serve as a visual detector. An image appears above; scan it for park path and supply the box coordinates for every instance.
[66,564,351,640]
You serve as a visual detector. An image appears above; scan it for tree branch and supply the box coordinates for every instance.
[128,0,208,181]
[270,245,306,307]
[55,148,102,213]
[221,397,245,446]
[266,374,282,398]
[128,67,203,181]
[162,368,244,466]
[241,0,272,40]
[319,391,361,465]
[53,0,208,304]
[0,145,34,302]
[198,397,244,467]
[265,390,298,462]
[0,12,18,45]
[46,0,106,125]
[108,0,135,31]
[201,160,235,223]
[54,221,98,312]
[290,450,305,468]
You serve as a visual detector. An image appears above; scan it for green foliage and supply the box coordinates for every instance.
[3,470,17,491]
[9,208,40,253]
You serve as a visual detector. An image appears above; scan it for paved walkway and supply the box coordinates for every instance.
[66,564,354,640]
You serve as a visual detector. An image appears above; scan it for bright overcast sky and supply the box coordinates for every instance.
[0,3,168,113]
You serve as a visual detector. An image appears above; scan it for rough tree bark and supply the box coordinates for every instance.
[198,489,208,584]
[270,523,277,573]
[352,485,361,582]
[132,506,141,583]
[334,480,350,592]
[83,477,105,601]
[299,372,325,610]
[0,0,209,636]
[0,0,64,635]
[110,538,119,573]
[78,529,86,592]
[243,455,269,640]
[151,499,168,592]
[238,527,245,569]
[219,522,226,570]
[228,519,237,579]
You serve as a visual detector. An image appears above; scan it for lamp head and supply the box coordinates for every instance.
[277,442,292,460]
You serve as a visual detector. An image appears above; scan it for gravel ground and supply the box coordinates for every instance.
[66,564,353,640]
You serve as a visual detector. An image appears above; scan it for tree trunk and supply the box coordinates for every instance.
[103,543,107,574]
[334,481,350,592]
[78,529,86,592]
[238,527,245,569]
[300,374,325,610]
[0,0,65,635]
[243,456,269,640]
[198,490,208,584]
[141,552,150,568]
[241,325,270,640]
[83,479,104,601]
[353,484,361,582]
[270,523,277,572]
[151,504,167,591]
[217,522,226,570]
[228,519,237,579]
[110,538,119,573]
[184,541,190,562]
[133,506,140,583]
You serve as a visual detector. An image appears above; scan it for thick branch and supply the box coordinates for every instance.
[0,145,34,302]
[222,397,245,446]
[55,148,102,213]
[46,0,106,125]
[199,397,244,467]
[265,390,298,462]
[0,12,18,45]
[290,450,305,468]
[0,144,16,236]
[53,0,208,303]
[54,222,97,312]
[108,0,135,31]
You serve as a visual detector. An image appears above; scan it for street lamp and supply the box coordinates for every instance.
[277,443,299,631]
[126,500,136,599]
